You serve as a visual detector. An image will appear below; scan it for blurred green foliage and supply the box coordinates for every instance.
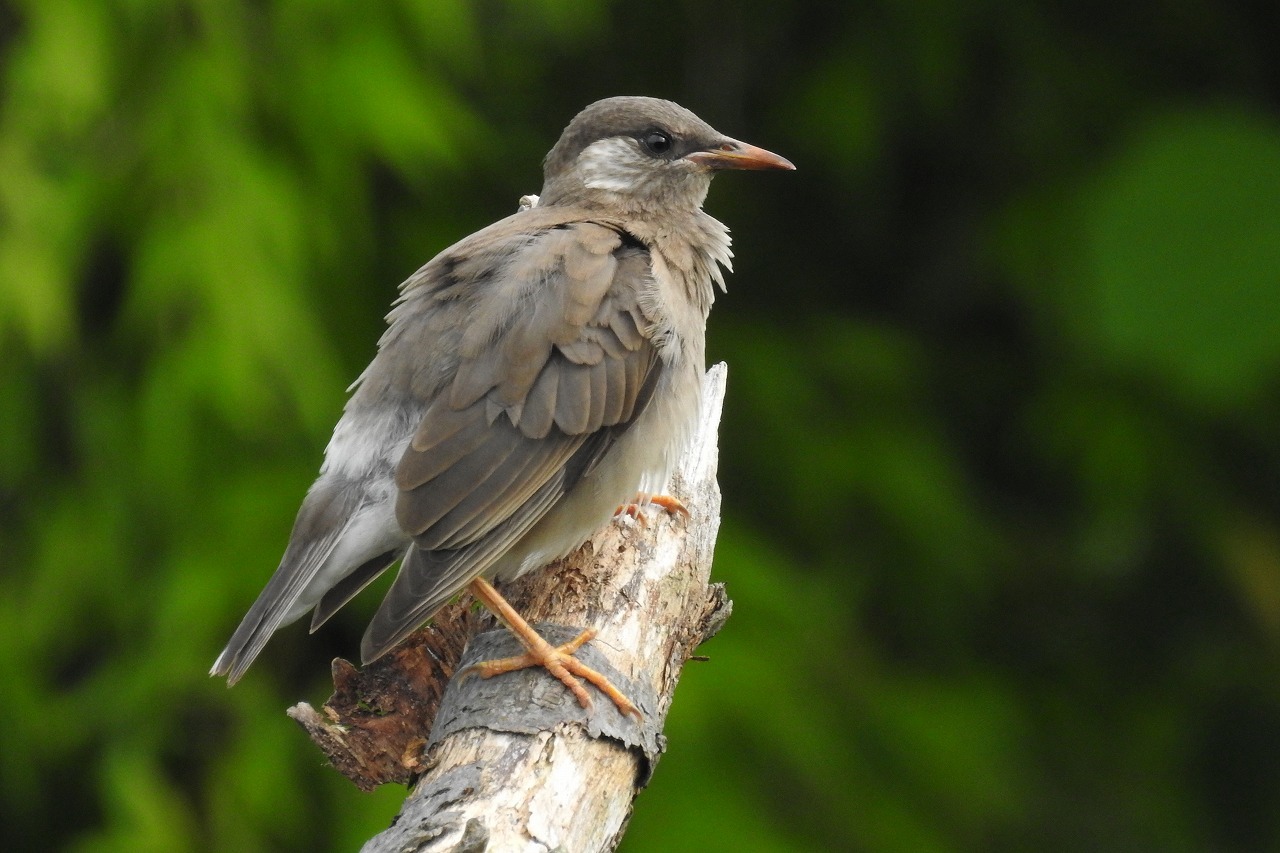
[2,1,1279,850]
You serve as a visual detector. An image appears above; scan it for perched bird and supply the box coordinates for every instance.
[211,96,793,716]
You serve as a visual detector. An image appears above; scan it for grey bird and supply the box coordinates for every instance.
[211,96,793,716]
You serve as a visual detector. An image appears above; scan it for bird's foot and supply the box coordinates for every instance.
[464,577,642,720]
[462,626,641,719]
[614,493,690,526]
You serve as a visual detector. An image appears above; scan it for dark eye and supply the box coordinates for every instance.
[641,130,673,155]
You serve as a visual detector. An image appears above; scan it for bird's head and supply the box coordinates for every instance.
[539,96,793,215]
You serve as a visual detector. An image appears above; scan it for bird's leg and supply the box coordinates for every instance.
[461,577,641,720]
[614,493,690,524]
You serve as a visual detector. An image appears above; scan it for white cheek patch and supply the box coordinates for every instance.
[577,137,654,193]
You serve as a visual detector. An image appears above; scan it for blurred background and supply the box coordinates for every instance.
[3,0,1280,850]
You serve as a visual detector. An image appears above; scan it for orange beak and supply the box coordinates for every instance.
[684,138,795,171]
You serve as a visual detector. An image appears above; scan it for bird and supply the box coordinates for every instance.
[210,96,793,717]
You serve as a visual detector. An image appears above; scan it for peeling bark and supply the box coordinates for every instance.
[289,365,731,852]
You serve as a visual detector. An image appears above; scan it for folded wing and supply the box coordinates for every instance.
[361,219,662,662]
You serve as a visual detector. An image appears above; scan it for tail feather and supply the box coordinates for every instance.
[308,549,400,633]
[211,484,362,684]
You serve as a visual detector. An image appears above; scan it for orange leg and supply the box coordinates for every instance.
[461,577,641,720]
[614,493,690,524]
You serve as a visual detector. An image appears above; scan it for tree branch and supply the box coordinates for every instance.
[287,364,732,852]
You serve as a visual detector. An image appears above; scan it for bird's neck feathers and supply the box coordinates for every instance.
[537,134,732,315]
[667,213,734,315]
[620,211,733,321]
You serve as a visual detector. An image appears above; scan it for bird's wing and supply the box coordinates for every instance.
[360,218,662,662]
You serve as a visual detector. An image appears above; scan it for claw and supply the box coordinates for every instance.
[465,578,641,720]
[614,493,690,525]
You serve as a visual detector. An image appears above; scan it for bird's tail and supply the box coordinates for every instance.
[211,485,361,684]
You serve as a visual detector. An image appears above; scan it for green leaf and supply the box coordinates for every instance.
[1075,108,1280,409]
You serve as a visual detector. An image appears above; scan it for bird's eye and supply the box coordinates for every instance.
[641,130,673,155]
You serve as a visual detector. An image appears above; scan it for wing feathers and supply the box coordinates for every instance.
[363,419,627,663]
[396,405,492,491]
[426,434,577,549]
[553,360,592,434]
[601,351,627,424]
[372,218,664,662]
[587,354,608,428]
[396,421,524,536]
[361,476,566,662]
[514,360,559,439]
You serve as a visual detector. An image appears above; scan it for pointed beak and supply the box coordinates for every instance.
[684,138,795,172]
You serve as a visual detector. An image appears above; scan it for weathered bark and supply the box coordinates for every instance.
[288,365,732,852]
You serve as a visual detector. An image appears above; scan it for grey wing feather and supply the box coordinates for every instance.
[360,407,645,663]
[359,471,566,662]
[360,219,663,662]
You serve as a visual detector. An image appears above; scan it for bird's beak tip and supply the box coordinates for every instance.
[686,139,795,172]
